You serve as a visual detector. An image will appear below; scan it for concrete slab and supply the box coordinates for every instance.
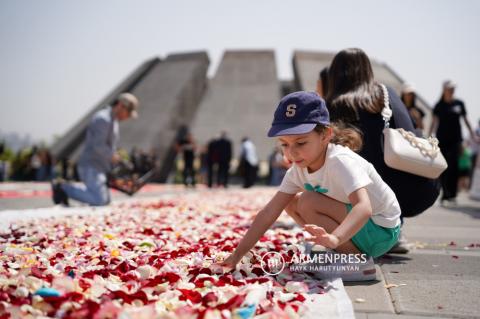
[380,248,480,318]
[363,313,456,319]
[191,50,281,161]
[401,194,480,250]
[344,265,395,314]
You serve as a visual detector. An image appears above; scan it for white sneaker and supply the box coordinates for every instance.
[309,255,377,282]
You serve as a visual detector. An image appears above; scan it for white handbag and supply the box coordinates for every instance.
[380,84,448,179]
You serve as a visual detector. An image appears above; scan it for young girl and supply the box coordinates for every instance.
[220,91,401,280]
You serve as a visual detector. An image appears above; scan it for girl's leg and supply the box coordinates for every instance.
[285,192,361,254]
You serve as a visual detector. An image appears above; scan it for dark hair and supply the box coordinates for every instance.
[314,123,363,152]
[319,67,329,97]
[326,48,383,123]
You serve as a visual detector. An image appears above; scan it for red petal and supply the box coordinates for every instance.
[202,292,218,307]
[217,294,245,310]
[178,289,202,304]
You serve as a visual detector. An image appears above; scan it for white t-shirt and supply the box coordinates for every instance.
[279,143,401,228]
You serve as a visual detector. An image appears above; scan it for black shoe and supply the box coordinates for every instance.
[51,182,69,206]
[51,182,62,204]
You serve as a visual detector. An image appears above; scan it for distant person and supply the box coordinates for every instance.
[216,131,232,187]
[29,146,41,181]
[175,132,196,187]
[0,142,7,181]
[206,137,219,188]
[207,132,232,188]
[326,48,440,254]
[429,80,478,205]
[36,148,54,181]
[268,146,289,186]
[198,144,209,185]
[470,119,480,186]
[316,67,329,98]
[240,137,258,188]
[400,84,425,132]
[52,93,139,206]
[458,142,472,192]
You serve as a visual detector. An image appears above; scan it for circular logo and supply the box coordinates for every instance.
[257,251,285,276]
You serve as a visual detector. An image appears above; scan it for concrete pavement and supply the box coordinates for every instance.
[347,192,480,318]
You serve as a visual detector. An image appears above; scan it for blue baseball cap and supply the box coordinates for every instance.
[267,91,330,137]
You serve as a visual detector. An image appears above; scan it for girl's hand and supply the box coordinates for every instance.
[217,253,240,270]
[304,224,340,249]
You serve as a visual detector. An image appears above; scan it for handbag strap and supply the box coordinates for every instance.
[396,128,440,159]
[380,84,393,129]
[380,83,441,159]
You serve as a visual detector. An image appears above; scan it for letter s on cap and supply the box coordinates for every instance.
[285,104,296,117]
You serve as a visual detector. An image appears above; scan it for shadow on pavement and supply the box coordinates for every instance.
[443,204,480,218]
[375,254,412,265]
[343,279,382,286]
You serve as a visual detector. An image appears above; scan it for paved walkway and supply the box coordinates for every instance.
[348,192,480,319]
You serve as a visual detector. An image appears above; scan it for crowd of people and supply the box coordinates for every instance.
[174,130,288,189]
[0,144,54,182]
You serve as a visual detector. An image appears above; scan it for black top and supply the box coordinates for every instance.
[178,139,195,164]
[433,99,466,147]
[207,137,232,163]
[345,86,439,217]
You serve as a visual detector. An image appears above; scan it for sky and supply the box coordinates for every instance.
[1,0,479,145]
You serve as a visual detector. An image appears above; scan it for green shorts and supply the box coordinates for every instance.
[346,204,400,258]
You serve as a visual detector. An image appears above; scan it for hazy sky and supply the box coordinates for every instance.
[1,0,479,144]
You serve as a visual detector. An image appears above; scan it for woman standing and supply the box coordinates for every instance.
[429,81,477,205]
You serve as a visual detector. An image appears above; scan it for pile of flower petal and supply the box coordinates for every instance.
[0,189,325,319]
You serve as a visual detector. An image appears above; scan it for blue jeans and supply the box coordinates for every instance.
[62,166,110,206]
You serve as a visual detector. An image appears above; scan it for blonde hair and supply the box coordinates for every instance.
[314,123,363,152]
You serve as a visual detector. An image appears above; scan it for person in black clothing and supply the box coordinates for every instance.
[216,132,232,187]
[429,80,478,205]
[326,48,440,254]
[207,131,232,188]
[176,132,197,187]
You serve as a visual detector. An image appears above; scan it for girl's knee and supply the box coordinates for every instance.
[297,191,317,212]
[284,194,299,214]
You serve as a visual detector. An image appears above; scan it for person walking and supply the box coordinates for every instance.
[429,81,478,205]
[52,93,139,206]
